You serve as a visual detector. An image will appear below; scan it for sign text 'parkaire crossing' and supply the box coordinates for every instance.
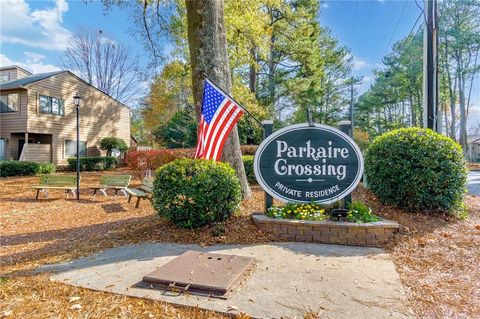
[253,123,364,204]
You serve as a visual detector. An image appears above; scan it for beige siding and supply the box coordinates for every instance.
[1,70,15,82]
[21,144,51,162]
[26,72,131,165]
[16,68,32,79]
[0,67,31,81]
[0,89,28,160]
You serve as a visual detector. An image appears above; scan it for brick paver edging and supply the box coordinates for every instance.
[252,213,400,247]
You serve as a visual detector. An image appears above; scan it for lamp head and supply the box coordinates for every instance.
[73,94,82,107]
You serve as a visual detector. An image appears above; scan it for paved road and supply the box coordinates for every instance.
[467,171,480,196]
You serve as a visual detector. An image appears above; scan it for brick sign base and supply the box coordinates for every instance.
[252,213,400,247]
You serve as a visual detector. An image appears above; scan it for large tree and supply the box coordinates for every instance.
[185,0,251,198]
[355,0,479,145]
[62,28,140,104]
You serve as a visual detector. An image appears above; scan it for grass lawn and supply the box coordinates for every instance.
[0,170,478,318]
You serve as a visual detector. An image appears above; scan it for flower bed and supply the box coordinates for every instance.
[253,202,399,247]
[266,201,380,223]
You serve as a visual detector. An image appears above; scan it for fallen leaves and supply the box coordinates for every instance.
[352,187,480,318]
[0,172,478,318]
[70,304,82,310]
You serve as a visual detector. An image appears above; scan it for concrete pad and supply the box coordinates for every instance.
[41,242,413,319]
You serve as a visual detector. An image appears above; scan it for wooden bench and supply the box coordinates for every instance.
[125,178,154,208]
[90,175,131,198]
[31,175,78,199]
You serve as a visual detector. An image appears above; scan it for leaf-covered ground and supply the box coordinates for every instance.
[0,171,478,318]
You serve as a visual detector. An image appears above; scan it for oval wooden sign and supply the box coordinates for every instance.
[254,123,364,204]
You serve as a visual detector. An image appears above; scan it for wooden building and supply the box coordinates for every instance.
[467,134,480,163]
[0,65,131,165]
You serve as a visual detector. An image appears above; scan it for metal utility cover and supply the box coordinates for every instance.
[142,250,255,297]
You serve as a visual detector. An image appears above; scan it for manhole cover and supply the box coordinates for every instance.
[142,250,255,297]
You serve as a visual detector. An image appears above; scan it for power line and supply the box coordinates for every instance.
[358,1,373,54]
[349,0,360,43]
[399,24,422,57]
[378,0,401,47]
[394,12,423,58]
[383,0,408,58]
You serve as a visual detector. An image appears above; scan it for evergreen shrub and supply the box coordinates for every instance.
[0,161,40,177]
[152,159,242,228]
[242,155,256,184]
[67,156,118,171]
[365,128,467,214]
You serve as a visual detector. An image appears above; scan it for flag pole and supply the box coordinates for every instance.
[201,73,264,128]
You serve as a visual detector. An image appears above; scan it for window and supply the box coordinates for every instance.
[65,140,87,158]
[0,93,19,113]
[39,95,64,115]
[0,74,9,83]
[0,138,5,160]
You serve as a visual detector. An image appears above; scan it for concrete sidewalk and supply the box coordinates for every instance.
[41,242,413,319]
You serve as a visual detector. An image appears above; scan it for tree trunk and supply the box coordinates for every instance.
[449,76,457,140]
[444,39,457,140]
[249,47,257,95]
[268,33,276,111]
[457,55,467,152]
[185,0,251,198]
[409,94,416,126]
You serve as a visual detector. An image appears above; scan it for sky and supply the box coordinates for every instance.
[0,0,478,131]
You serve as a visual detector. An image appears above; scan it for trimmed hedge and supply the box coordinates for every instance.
[67,156,118,171]
[365,128,467,214]
[152,159,242,228]
[0,161,56,177]
[242,155,256,184]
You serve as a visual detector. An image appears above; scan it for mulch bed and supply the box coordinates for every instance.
[0,171,478,318]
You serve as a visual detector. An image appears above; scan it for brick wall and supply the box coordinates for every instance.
[252,214,400,247]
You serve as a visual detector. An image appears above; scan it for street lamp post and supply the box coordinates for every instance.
[73,94,82,200]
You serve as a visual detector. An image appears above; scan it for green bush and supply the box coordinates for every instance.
[0,161,56,177]
[0,161,39,177]
[38,162,56,174]
[152,159,242,228]
[266,200,379,223]
[242,155,256,184]
[347,201,380,223]
[365,128,467,214]
[67,156,118,171]
[99,137,128,156]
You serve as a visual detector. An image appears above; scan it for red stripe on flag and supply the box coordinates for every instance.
[211,107,243,159]
[201,101,232,156]
[204,105,240,159]
[210,106,243,160]
[194,116,206,158]
[213,109,244,161]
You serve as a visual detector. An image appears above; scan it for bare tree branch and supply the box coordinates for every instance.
[62,29,140,104]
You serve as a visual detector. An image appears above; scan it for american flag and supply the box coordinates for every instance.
[194,79,244,161]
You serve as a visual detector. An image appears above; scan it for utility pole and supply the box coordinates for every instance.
[423,0,439,131]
